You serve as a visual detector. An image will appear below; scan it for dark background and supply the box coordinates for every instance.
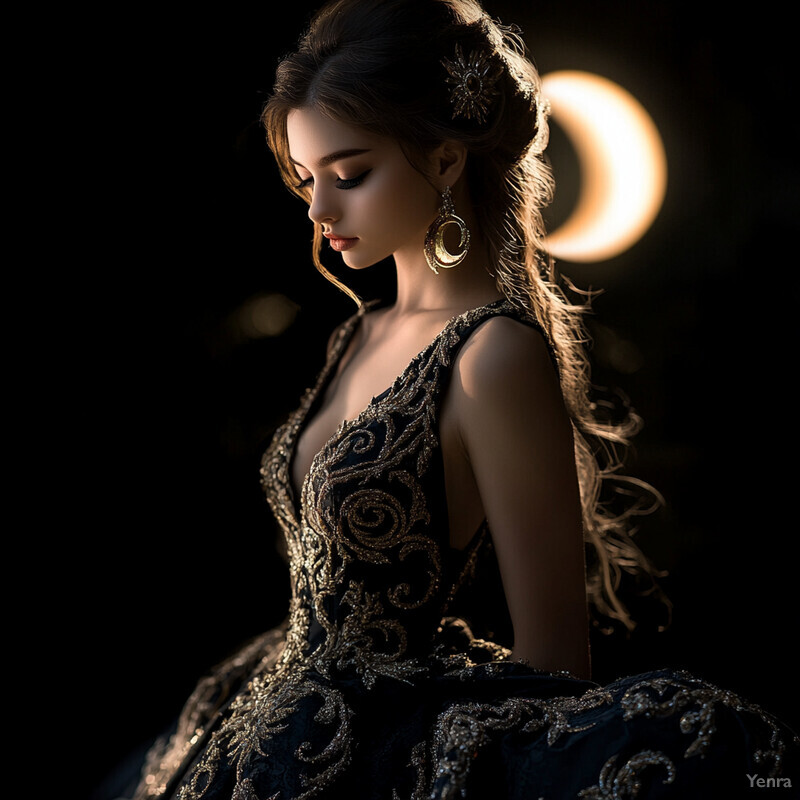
[70,2,797,797]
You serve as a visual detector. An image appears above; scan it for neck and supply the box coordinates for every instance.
[391,228,502,317]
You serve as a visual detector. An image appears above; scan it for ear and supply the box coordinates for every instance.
[430,139,468,189]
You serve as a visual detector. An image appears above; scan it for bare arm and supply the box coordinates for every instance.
[451,317,591,679]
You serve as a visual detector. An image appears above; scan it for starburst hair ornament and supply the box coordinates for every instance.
[441,43,502,123]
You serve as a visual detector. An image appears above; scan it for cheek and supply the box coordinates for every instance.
[365,170,437,239]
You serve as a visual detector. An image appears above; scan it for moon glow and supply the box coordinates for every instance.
[541,70,668,263]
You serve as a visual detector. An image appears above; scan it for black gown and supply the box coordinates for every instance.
[132,299,799,799]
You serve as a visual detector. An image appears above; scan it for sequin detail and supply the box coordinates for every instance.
[132,300,799,799]
[619,672,792,773]
[578,750,676,799]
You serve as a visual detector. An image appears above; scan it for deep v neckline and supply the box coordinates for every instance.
[285,298,508,523]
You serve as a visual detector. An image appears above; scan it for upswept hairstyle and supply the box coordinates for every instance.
[262,0,668,633]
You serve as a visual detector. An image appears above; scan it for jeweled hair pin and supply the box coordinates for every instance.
[441,43,502,123]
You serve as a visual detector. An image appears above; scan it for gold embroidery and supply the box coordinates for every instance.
[429,687,613,795]
[620,673,795,774]
[133,626,289,798]
[231,779,279,800]
[131,300,799,799]
[392,741,429,800]
[578,750,676,799]
[312,579,430,688]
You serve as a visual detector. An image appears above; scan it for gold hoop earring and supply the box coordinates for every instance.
[424,186,470,274]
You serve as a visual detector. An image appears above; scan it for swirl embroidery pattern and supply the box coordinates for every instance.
[132,300,799,800]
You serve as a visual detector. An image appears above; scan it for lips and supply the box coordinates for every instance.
[324,232,359,252]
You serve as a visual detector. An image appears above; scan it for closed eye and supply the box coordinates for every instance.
[295,169,372,191]
[336,169,371,189]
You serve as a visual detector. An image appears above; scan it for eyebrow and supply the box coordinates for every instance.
[290,148,372,169]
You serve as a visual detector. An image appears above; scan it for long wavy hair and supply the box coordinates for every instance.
[262,0,669,633]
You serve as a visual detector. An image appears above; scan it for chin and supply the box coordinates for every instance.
[340,251,388,271]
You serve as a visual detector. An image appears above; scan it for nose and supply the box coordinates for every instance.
[307,184,338,227]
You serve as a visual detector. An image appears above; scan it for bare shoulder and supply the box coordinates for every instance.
[453,314,558,399]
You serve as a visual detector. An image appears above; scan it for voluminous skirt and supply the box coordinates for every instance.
[132,617,799,800]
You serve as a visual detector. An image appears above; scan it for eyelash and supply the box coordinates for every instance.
[296,169,372,191]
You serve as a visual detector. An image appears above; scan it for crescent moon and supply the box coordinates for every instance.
[425,213,471,273]
[435,217,470,268]
[541,70,668,263]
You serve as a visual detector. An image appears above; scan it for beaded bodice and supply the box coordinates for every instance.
[259,298,529,686]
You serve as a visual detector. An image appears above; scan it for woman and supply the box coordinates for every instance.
[131,1,798,797]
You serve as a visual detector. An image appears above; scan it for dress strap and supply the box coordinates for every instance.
[427,298,551,410]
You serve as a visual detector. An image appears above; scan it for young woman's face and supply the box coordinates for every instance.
[286,106,440,269]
